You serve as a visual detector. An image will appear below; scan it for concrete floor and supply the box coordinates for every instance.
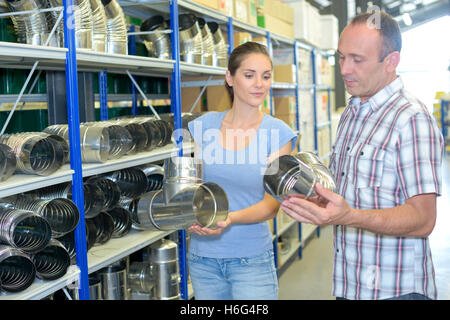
[278,155,450,300]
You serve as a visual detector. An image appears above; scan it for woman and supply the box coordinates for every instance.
[187,41,297,300]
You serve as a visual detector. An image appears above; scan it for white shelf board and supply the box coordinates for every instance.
[0,265,80,300]
[0,42,67,65]
[87,229,174,274]
[81,142,194,177]
[76,49,175,74]
[272,82,297,90]
[180,62,227,76]
[0,168,74,198]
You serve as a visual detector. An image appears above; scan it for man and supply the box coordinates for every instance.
[281,11,443,300]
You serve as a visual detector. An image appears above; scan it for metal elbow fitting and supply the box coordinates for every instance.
[263,151,336,202]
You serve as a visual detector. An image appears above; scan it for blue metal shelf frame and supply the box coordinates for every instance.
[63,0,89,300]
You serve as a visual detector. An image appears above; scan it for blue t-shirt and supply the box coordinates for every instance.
[187,111,297,258]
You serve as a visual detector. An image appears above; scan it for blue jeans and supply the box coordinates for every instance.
[188,249,278,300]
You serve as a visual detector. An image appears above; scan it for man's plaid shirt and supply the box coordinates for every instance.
[330,77,443,300]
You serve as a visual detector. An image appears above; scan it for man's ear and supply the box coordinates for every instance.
[384,51,400,72]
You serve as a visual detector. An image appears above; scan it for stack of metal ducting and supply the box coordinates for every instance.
[207,21,228,67]
[102,0,127,54]
[0,132,66,176]
[1,194,80,238]
[140,15,171,60]
[263,151,336,202]
[5,0,55,46]
[197,17,214,66]
[178,13,203,64]
[44,124,111,163]
[33,182,105,219]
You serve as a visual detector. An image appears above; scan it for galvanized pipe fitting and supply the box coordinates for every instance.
[263,152,336,202]
[2,195,80,238]
[0,132,66,176]
[102,0,128,55]
[30,238,71,280]
[0,245,36,293]
[0,205,51,253]
[140,15,171,60]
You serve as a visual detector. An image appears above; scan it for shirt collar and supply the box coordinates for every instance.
[348,76,404,113]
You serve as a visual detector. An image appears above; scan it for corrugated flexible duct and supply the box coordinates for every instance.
[101,0,128,55]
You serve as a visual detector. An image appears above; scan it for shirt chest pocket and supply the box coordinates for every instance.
[349,143,386,188]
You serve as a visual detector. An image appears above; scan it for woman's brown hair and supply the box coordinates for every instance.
[225,41,273,102]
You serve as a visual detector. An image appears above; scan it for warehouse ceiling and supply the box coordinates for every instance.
[308,0,449,31]
[380,0,450,30]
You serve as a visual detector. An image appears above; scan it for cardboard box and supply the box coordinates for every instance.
[206,85,232,112]
[319,14,339,50]
[274,96,297,115]
[257,13,293,39]
[274,64,296,83]
[234,0,249,22]
[192,0,219,10]
[181,87,205,113]
[219,0,234,16]
[234,31,252,48]
[274,112,298,131]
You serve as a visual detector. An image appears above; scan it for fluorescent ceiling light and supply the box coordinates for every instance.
[402,12,413,25]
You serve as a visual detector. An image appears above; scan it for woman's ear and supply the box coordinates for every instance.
[225,70,233,87]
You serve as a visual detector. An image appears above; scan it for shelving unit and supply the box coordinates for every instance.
[0,0,334,300]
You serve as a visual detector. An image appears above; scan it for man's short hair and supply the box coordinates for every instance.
[350,11,402,61]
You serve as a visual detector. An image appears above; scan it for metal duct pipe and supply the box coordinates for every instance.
[106,207,131,238]
[0,245,36,293]
[140,15,171,60]
[197,17,214,66]
[5,0,55,46]
[107,120,148,154]
[87,211,114,245]
[0,143,17,182]
[44,124,111,163]
[82,122,134,159]
[149,182,228,231]
[71,276,103,300]
[0,205,52,253]
[30,238,71,280]
[139,163,164,192]
[47,0,93,49]
[128,157,228,231]
[2,195,80,238]
[128,261,154,294]
[178,13,203,64]
[35,182,105,219]
[0,132,66,176]
[86,176,121,211]
[102,167,148,199]
[97,259,129,300]
[89,0,107,52]
[263,152,336,202]
[207,21,228,68]
[148,239,180,300]
[102,0,128,55]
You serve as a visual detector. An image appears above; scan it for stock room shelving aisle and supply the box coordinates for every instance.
[0,0,335,300]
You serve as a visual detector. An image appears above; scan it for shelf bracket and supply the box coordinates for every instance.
[126,70,161,120]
